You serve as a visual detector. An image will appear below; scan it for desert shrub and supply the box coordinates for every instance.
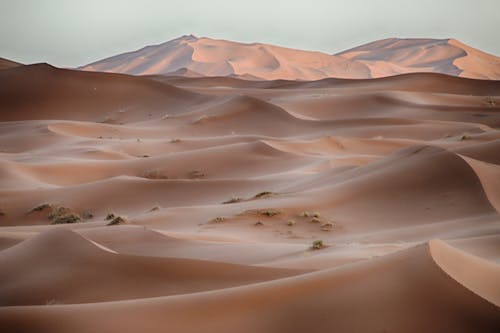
[30,203,52,213]
[212,216,225,223]
[253,191,274,199]
[105,213,116,221]
[287,220,296,226]
[170,138,181,143]
[485,96,496,107]
[299,211,311,218]
[321,222,334,231]
[254,221,264,226]
[51,213,81,225]
[311,240,324,250]
[107,216,126,226]
[260,209,281,217]
[222,197,242,204]
[310,217,321,224]
[460,134,471,141]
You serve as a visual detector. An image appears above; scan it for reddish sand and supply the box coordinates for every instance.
[81,36,500,80]
[0,53,499,332]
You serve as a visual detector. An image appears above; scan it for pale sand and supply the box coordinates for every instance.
[0,55,499,332]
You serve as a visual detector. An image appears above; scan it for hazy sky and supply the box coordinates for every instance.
[1,0,499,67]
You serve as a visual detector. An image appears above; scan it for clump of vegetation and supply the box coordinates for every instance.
[51,213,81,225]
[310,217,321,224]
[141,169,169,180]
[311,240,325,250]
[48,206,73,221]
[253,191,275,199]
[287,219,296,226]
[105,213,116,221]
[260,209,282,217]
[485,96,496,108]
[171,138,181,143]
[29,203,52,213]
[222,197,243,204]
[212,216,225,223]
[321,222,334,231]
[460,134,471,141]
[312,212,321,218]
[107,216,126,226]
[29,203,85,225]
[149,206,160,212]
[299,211,311,218]
[254,221,264,226]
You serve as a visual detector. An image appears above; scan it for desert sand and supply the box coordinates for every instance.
[0,38,499,332]
[81,36,500,80]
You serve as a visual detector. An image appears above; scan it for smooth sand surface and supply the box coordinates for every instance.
[81,36,500,80]
[0,61,499,332]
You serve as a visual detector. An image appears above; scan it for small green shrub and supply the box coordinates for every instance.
[310,217,321,224]
[212,216,225,223]
[260,209,281,217]
[51,213,81,225]
[253,191,274,199]
[30,203,52,213]
[107,216,126,226]
[311,240,324,250]
[222,197,242,204]
[299,211,311,218]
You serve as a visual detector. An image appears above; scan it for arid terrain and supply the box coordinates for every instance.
[0,37,499,332]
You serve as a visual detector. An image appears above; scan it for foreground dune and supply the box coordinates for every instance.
[0,61,499,332]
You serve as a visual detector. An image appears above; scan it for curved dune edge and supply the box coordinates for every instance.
[429,239,500,307]
[459,155,500,214]
[1,242,499,333]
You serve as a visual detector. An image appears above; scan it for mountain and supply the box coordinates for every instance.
[80,35,500,80]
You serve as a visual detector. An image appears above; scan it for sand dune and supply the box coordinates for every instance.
[80,36,500,80]
[0,243,498,333]
[0,57,21,70]
[337,38,500,80]
[1,52,499,332]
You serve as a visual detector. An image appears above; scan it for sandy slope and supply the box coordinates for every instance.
[0,62,499,332]
[80,36,500,80]
[0,57,21,70]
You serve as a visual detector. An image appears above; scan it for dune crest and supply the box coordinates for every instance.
[80,36,500,80]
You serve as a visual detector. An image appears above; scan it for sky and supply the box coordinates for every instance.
[0,0,499,67]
